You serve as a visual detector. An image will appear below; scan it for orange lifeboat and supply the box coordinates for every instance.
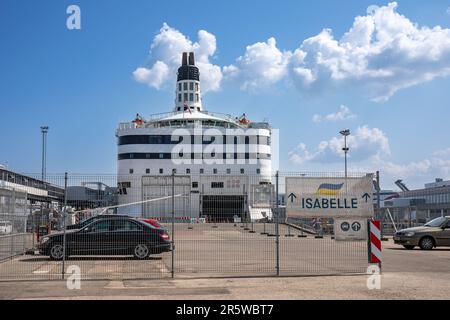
[239,113,250,125]
[132,113,145,126]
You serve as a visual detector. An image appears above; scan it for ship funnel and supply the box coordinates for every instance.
[188,52,195,66]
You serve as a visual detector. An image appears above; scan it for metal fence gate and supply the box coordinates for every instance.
[0,172,372,281]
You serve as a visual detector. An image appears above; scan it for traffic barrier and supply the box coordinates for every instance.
[369,220,382,264]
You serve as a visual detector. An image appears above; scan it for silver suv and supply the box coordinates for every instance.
[394,216,450,250]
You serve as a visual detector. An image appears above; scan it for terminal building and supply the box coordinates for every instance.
[66,182,117,211]
[0,166,64,204]
[0,166,65,232]
[116,52,274,222]
[382,178,450,224]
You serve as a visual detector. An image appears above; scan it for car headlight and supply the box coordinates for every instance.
[405,232,415,237]
[40,237,49,244]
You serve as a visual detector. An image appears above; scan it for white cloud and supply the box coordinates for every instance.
[290,2,450,101]
[313,105,356,123]
[380,148,450,178]
[312,114,322,123]
[381,159,432,177]
[133,61,169,90]
[288,125,390,164]
[433,148,450,157]
[225,2,450,101]
[289,133,450,185]
[135,4,450,101]
[223,37,292,91]
[133,23,222,93]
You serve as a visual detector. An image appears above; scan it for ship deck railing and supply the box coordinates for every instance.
[117,110,271,131]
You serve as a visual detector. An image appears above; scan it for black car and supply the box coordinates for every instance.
[66,214,130,230]
[39,217,171,260]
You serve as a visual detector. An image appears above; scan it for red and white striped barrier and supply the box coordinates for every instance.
[369,220,382,264]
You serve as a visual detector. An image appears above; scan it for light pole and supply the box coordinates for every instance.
[40,126,49,182]
[340,129,350,193]
[39,126,49,239]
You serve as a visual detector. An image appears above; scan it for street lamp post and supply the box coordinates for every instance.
[40,126,49,240]
[340,129,350,193]
[40,126,49,182]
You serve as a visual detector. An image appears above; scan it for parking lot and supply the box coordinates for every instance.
[1,223,449,281]
[0,223,450,299]
[0,223,370,280]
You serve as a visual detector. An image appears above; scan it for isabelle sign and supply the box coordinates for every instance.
[286,175,374,218]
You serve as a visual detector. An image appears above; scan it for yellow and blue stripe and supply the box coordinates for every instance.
[317,183,344,196]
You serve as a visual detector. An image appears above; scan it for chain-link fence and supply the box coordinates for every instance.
[0,172,374,281]
[0,187,31,262]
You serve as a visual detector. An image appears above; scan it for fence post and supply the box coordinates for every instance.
[171,172,175,279]
[275,171,280,276]
[62,172,68,280]
[376,171,382,236]
[10,190,15,258]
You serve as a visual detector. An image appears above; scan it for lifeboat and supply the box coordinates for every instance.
[238,113,250,125]
[132,114,145,127]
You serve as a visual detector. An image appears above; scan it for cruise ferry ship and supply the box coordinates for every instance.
[116,52,273,222]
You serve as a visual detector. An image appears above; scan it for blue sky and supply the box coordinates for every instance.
[1,0,450,189]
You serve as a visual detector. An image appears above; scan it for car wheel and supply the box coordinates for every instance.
[133,244,150,260]
[403,245,415,250]
[49,244,65,260]
[419,237,434,250]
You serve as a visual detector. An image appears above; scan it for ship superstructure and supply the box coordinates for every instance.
[116,52,273,221]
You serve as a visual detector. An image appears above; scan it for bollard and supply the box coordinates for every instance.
[249,222,256,233]
[298,225,307,238]
[285,225,295,237]
[260,222,268,235]
[315,228,324,239]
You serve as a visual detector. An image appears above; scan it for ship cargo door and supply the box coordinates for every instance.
[201,195,246,222]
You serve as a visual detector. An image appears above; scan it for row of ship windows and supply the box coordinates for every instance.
[179,82,199,92]
[127,168,260,175]
[178,93,200,103]
[118,153,272,160]
[118,135,271,145]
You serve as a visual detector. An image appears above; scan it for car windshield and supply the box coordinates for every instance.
[424,217,447,227]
